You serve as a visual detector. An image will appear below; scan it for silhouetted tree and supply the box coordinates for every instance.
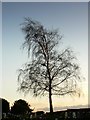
[11,99,33,115]
[18,18,82,113]
[0,98,10,113]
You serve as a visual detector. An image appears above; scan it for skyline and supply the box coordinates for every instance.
[1,2,88,111]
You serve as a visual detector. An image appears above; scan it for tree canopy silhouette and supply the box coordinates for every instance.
[0,98,10,114]
[18,18,82,113]
[11,99,33,115]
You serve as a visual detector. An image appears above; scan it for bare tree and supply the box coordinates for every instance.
[18,18,81,113]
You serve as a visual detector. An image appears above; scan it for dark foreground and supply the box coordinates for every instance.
[1,108,90,120]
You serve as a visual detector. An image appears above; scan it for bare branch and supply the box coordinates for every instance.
[18,18,83,113]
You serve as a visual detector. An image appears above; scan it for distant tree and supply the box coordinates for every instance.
[18,18,82,113]
[11,99,33,115]
[0,98,10,113]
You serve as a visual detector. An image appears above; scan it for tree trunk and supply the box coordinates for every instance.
[49,83,53,113]
[47,57,53,113]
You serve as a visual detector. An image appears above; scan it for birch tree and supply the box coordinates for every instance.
[18,18,81,113]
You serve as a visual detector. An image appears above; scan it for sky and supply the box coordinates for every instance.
[1,2,88,112]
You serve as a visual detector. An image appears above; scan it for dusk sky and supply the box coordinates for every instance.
[1,2,88,111]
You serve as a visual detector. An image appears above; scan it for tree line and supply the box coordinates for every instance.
[0,98,33,115]
[1,98,90,120]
